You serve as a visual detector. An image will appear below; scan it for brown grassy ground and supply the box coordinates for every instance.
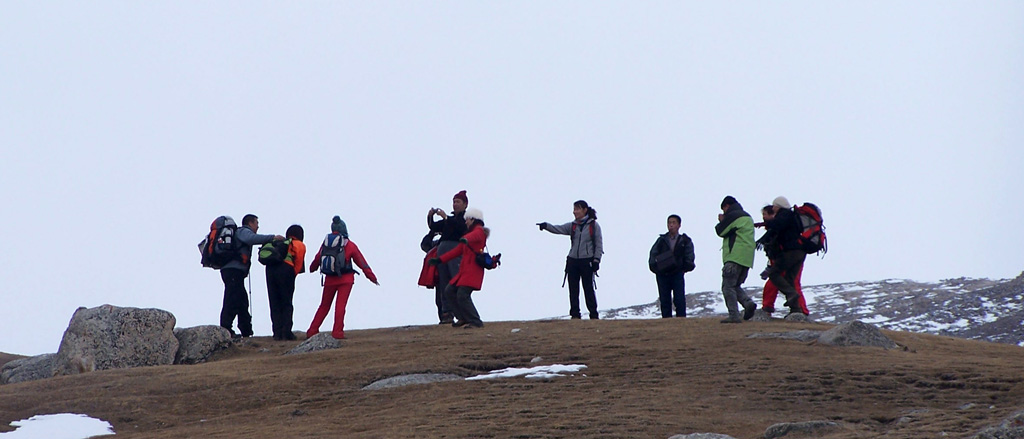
[0,353,24,370]
[1,318,1023,439]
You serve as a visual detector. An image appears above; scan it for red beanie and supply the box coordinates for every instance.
[453,190,468,204]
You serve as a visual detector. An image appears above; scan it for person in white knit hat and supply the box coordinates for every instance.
[762,195,806,316]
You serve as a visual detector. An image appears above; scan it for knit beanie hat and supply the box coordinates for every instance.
[464,208,484,222]
[453,190,468,204]
[772,196,792,210]
[331,216,348,237]
[721,196,738,208]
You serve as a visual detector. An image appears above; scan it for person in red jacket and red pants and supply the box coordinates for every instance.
[431,208,489,329]
[307,216,379,340]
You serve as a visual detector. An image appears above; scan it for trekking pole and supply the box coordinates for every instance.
[247,275,253,320]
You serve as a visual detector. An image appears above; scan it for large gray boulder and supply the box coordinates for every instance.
[817,321,899,349]
[174,325,233,365]
[1,354,56,385]
[52,305,178,376]
[974,410,1024,439]
[285,333,343,355]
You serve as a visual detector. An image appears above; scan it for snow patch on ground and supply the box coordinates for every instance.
[467,364,587,381]
[1,414,114,438]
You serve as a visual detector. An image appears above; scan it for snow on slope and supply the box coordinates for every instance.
[601,273,1024,346]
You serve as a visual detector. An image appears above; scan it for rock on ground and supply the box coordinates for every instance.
[52,305,178,376]
[668,434,737,439]
[817,320,899,349]
[286,333,343,355]
[974,409,1024,439]
[764,420,841,439]
[362,373,463,390]
[174,325,233,365]
[1,354,56,385]
[747,330,823,343]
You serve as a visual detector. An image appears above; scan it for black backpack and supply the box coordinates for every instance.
[199,216,240,269]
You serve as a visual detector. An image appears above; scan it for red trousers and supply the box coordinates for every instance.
[307,283,353,339]
[762,266,809,314]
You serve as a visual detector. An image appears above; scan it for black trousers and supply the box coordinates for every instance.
[220,268,253,336]
[266,263,297,338]
[769,250,806,313]
[566,257,599,319]
[444,284,482,326]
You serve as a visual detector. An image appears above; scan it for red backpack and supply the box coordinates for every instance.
[794,203,827,255]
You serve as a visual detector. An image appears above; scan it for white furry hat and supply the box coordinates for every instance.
[772,196,792,210]
[464,207,484,222]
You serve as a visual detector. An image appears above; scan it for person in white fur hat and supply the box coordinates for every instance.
[430,207,492,328]
[761,196,807,315]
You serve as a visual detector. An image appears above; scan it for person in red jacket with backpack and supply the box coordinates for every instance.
[306,216,379,340]
[430,208,489,329]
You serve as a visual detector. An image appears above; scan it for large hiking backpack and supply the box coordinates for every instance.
[319,234,356,276]
[794,203,827,255]
[258,239,291,266]
[199,216,240,269]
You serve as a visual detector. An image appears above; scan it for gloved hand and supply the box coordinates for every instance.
[427,258,441,266]
[537,222,547,231]
[591,259,600,272]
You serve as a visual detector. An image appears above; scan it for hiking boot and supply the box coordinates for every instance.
[452,320,468,328]
[589,314,600,320]
[272,335,283,341]
[763,307,775,314]
[720,315,743,324]
[439,313,454,325]
[570,315,582,320]
[463,322,484,329]
[283,332,297,341]
[743,302,757,321]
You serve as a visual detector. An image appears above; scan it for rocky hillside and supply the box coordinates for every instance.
[604,272,1024,346]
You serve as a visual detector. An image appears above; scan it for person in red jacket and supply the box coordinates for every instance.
[430,208,489,329]
[306,216,379,340]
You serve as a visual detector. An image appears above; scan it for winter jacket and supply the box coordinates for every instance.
[284,239,306,276]
[428,211,468,242]
[309,234,377,287]
[648,233,696,275]
[543,216,604,261]
[763,208,802,252]
[715,203,755,268]
[222,226,276,274]
[418,246,439,288]
[438,224,488,290]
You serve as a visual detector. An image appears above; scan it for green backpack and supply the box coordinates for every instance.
[258,239,291,266]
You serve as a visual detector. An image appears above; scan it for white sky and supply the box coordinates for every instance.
[2,2,1022,356]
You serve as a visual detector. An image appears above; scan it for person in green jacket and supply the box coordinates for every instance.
[715,196,758,323]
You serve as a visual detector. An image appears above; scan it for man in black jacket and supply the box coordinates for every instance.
[648,214,696,318]
[762,196,806,315]
[427,190,469,324]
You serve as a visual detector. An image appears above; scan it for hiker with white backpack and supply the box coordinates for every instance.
[306,216,379,340]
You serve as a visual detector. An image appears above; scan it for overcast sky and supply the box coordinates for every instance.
[2,2,1021,356]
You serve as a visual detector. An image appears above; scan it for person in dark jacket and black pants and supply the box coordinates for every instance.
[648,214,696,318]
[762,196,805,315]
[427,190,469,324]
